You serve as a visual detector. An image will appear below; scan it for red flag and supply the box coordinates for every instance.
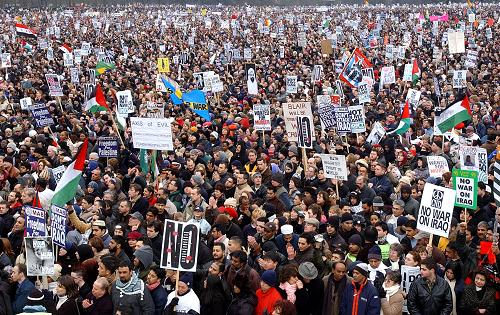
[32,191,42,208]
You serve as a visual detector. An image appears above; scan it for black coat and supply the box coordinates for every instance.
[406,276,453,315]
[459,285,496,315]
[226,293,257,315]
[55,297,81,315]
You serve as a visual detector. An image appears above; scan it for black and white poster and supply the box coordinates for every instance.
[161,219,200,272]
[334,107,350,134]
[245,63,258,95]
[296,115,314,149]
[417,183,455,237]
[286,76,298,94]
[317,95,336,130]
[25,237,54,276]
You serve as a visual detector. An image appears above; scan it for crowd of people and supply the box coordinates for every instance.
[0,2,499,315]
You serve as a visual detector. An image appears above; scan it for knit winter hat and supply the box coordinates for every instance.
[180,272,193,288]
[368,245,382,261]
[26,288,44,306]
[348,234,362,247]
[353,262,369,278]
[260,270,276,287]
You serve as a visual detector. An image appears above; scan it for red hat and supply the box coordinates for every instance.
[127,231,142,240]
[221,207,238,219]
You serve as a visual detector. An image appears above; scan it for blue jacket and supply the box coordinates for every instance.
[369,175,393,199]
[275,233,299,257]
[13,279,35,314]
[340,279,380,315]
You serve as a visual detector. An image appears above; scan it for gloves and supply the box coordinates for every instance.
[170,297,179,306]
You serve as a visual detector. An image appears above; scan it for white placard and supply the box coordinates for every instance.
[448,31,465,54]
[459,146,488,184]
[367,122,386,145]
[453,70,467,88]
[380,66,396,85]
[406,89,422,109]
[286,76,298,94]
[20,97,33,110]
[253,104,271,131]
[427,156,450,178]
[403,64,412,81]
[349,105,366,133]
[358,83,370,104]
[130,117,173,150]
[319,154,348,180]
[117,90,133,118]
[417,183,455,237]
[282,102,313,142]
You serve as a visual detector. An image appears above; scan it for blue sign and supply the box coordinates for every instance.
[30,103,54,127]
[50,205,67,247]
[25,206,46,237]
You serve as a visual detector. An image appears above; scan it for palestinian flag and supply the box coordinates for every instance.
[51,139,89,207]
[387,101,411,135]
[84,84,109,113]
[435,96,472,133]
[59,43,72,54]
[15,23,37,38]
[412,59,421,86]
[95,61,115,75]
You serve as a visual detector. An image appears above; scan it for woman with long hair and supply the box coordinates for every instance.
[54,275,80,315]
[199,274,229,315]
[227,274,257,315]
[444,260,465,315]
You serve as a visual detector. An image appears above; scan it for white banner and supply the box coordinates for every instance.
[417,183,455,237]
[130,117,173,150]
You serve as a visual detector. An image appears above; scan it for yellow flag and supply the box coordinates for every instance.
[201,8,207,16]
[157,58,170,73]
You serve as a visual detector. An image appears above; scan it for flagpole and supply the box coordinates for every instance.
[109,110,125,149]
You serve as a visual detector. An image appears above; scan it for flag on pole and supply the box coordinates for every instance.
[51,139,89,207]
[95,61,115,75]
[387,101,411,135]
[84,84,109,113]
[15,23,37,38]
[435,96,472,133]
[183,90,211,121]
[161,76,183,105]
[139,149,149,174]
[59,43,72,54]
[412,59,421,86]
[493,147,500,208]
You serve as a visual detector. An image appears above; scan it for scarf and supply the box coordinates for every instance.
[115,273,145,300]
[22,305,47,313]
[323,275,347,315]
[382,283,400,302]
[147,280,161,291]
[279,281,297,304]
[56,295,68,310]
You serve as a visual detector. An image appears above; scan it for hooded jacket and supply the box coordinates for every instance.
[133,245,154,280]
[111,273,154,315]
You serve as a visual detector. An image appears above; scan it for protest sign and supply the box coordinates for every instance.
[211,75,223,93]
[358,83,370,104]
[317,95,336,130]
[25,206,46,237]
[20,97,32,110]
[367,122,386,145]
[1,53,11,68]
[286,76,298,94]
[160,219,200,272]
[296,115,314,149]
[334,60,344,74]
[73,49,82,64]
[453,70,467,88]
[427,156,449,178]
[52,165,65,185]
[30,103,55,128]
[312,65,323,81]
[331,95,341,107]
[244,47,252,60]
[253,104,271,131]
[130,117,173,150]
[459,146,487,184]
[448,31,465,54]
[282,102,313,141]
[157,57,170,73]
[401,265,421,312]
[45,74,63,97]
[50,205,67,247]
[141,102,164,118]
[380,66,396,85]
[452,169,478,210]
[417,183,456,237]
[406,89,422,109]
[321,39,333,55]
[98,137,119,158]
[319,154,347,180]
[335,80,345,99]
[349,105,366,133]
[70,67,79,84]
[403,64,412,81]
[25,237,54,276]
[155,74,168,92]
[465,50,478,68]
[334,107,351,134]
[63,52,73,67]
[246,63,258,95]
[116,90,133,117]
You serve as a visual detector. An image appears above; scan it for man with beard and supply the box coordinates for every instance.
[111,262,154,315]
[109,235,131,265]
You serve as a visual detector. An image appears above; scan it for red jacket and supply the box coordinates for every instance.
[255,287,282,315]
